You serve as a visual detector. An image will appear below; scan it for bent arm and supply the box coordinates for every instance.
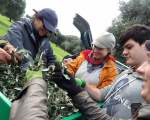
[85,84,111,102]
[72,91,118,120]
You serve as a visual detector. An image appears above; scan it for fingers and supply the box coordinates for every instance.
[3,43,23,63]
[3,43,16,54]
[15,54,22,61]
[13,52,23,63]
[0,48,11,63]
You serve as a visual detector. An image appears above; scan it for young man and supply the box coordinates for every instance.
[137,40,150,104]
[52,24,150,119]
[3,8,58,69]
[135,40,150,119]
[65,32,118,88]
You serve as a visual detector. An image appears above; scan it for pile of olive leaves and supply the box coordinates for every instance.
[0,49,76,120]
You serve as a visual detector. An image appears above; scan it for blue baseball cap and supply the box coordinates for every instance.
[36,8,58,33]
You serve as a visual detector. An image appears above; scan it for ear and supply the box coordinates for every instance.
[108,48,112,53]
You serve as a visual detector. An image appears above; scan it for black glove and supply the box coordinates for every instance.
[51,62,83,96]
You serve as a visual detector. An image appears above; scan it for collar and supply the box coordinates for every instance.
[82,50,115,65]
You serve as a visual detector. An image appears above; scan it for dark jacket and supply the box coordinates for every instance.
[72,91,150,120]
[4,18,55,69]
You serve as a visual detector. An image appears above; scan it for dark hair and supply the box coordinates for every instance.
[34,13,43,20]
[145,40,150,51]
[120,24,150,46]
[33,9,42,20]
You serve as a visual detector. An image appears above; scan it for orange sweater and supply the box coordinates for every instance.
[66,50,118,88]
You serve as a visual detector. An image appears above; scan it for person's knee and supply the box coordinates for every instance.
[26,79,47,96]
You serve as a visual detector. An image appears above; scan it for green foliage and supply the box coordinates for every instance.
[0,15,12,27]
[0,0,8,15]
[108,0,150,62]
[61,35,82,54]
[0,24,8,36]
[0,64,26,100]
[47,82,76,119]
[52,30,83,54]
[120,0,150,25]
[0,15,12,36]
[0,0,26,21]
[51,43,70,61]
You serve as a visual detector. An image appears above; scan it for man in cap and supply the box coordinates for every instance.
[7,8,57,120]
[3,8,58,70]
[65,32,118,89]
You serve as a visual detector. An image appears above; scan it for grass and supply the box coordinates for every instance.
[0,15,69,61]
[0,15,12,27]
[51,43,70,61]
[0,23,8,35]
[0,15,12,36]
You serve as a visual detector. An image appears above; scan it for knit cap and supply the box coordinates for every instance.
[93,32,116,50]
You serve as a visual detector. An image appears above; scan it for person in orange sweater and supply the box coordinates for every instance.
[65,32,118,88]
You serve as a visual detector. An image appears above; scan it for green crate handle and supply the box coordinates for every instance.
[62,112,82,120]
[0,91,104,120]
[0,92,11,120]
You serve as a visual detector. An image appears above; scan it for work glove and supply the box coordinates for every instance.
[75,78,86,88]
[51,62,84,96]
[25,69,43,81]
[73,14,90,33]
[73,14,93,49]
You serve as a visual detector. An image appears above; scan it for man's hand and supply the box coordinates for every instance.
[0,48,11,63]
[11,51,23,64]
[3,43,16,54]
[4,43,23,63]
[51,62,83,96]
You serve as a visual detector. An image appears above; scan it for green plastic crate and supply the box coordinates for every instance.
[62,112,83,120]
[0,92,103,120]
[0,92,11,120]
